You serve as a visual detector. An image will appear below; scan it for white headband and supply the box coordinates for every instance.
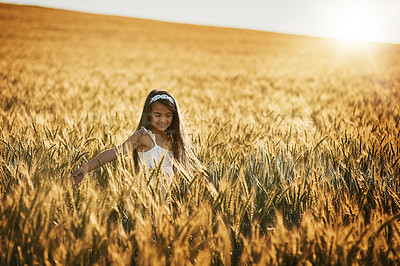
[149,94,174,105]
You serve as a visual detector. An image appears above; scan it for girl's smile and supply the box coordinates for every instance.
[150,102,173,133]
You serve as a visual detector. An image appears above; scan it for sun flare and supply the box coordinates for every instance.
[325,1,382,43]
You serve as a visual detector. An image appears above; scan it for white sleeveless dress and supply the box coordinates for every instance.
[137,127,174,190]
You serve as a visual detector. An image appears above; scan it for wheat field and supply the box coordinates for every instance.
[1,3,400,265]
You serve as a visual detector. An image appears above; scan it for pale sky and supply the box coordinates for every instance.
[3,0,400,44]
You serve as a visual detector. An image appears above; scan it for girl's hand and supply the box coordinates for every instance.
[71,167,85,187]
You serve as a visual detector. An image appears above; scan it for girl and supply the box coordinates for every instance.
[71,89,189,191]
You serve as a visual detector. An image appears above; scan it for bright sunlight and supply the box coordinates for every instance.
[325,1,382,43]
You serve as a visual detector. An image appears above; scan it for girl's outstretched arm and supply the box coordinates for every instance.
[71,129,145,186]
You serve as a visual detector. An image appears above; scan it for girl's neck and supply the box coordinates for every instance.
[150,127,165,136]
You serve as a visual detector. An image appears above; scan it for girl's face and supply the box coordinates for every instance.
[150,102,173,133]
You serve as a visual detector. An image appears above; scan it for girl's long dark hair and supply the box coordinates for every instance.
[133,89,188,173]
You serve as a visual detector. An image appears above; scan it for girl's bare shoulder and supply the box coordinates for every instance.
[127,128,148,141]
[130,127,153,147]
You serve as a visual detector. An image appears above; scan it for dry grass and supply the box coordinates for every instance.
[1,3,400,265]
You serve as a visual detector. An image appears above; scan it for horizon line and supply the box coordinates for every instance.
[3,2,400,45]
